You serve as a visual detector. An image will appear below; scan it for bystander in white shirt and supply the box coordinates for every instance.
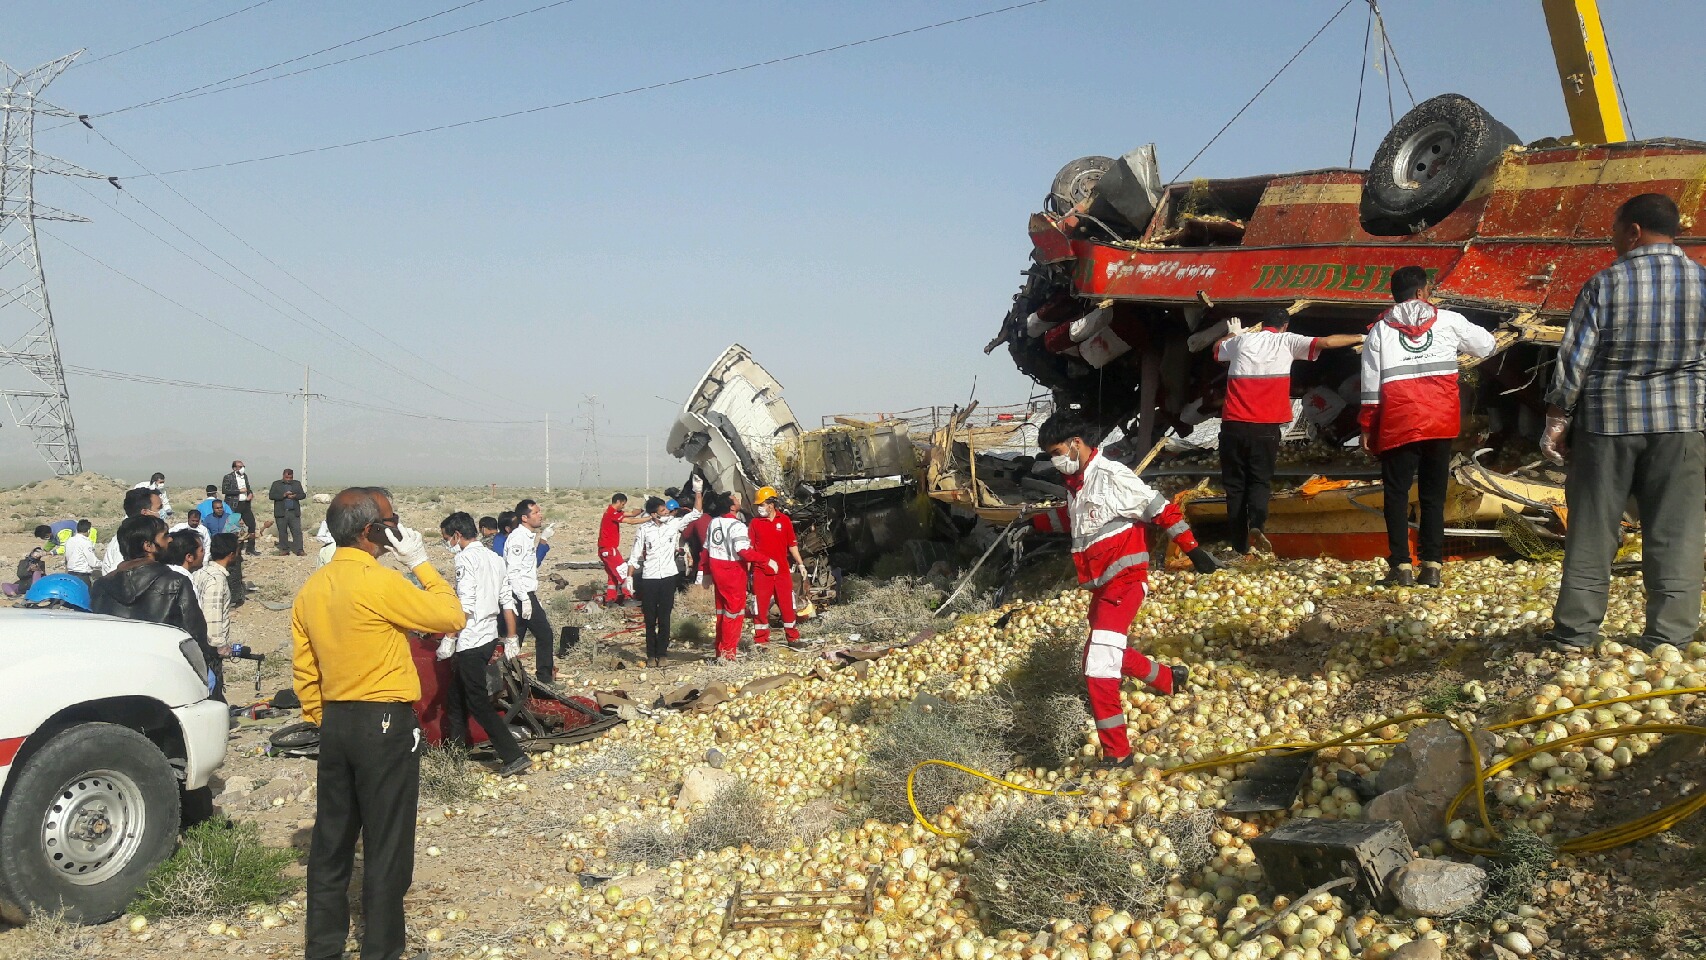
[64,532,99,576]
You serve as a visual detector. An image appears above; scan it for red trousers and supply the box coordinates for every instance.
[599,547,630,602]
[707,559,747,659]
[751,568,799,643]
[1080,571,1172,760]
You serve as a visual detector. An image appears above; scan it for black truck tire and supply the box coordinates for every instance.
[1360,93,1520,235]
[0,723,181,924]
[1048,156,1114,215]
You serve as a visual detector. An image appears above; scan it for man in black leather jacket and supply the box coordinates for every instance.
[93,514,218,699]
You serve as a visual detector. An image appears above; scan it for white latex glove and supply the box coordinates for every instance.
[766,558,779,574]
[540,523,555,543]
[502,636,521,660]
[518,594,533,619]
[436,636,455,660]
[691,475,704,492]
[385,526,430,569]
[1540,413,1570,465]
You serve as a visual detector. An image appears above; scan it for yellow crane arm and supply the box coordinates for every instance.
[1541,0,1628,143]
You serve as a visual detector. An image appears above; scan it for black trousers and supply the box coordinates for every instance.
[638,575,678,658]
[305,701,420,960]
[1379,437,1452,568]
[233,501,258,553]
[443,641,525,765]
[1218,421,1282,552]
[516,590,553,680]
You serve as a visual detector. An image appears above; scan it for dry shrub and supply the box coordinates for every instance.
[998,628,1090,767]
[966,813,1158,933]
[419,744,483,804]
[680,780,781,853]
[861,697,1012,823]
[608,823,681,868]
[674,617,709,643]
[611,780,781,863]
[817,576,961,645]
[129,819,298,918]
[966,805,1213,934]
[1457,831,1556,923]
[0,909,97,960]
[561,745,637,782]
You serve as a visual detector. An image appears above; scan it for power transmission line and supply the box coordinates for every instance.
[67,361,542,424]
[99,0,495,118]
[93,0,583,115]
[70,0,288,71]
[123,0,1062,178]
[86,127,523,410]
[66,176,511,417]
[43,229,418,412]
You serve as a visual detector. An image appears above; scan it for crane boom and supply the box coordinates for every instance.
[1541,0,1628,143]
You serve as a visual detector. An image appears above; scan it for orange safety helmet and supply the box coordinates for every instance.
[754,486,779,505]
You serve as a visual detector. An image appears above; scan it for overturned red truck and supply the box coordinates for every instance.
[987,92,1706,559]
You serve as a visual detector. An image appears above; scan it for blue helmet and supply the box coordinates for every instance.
[24,573,91,612]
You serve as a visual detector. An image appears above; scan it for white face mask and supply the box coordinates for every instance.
[1051,451,1082,475]
[443,539,462,554]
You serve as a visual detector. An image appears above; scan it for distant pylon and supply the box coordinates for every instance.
[577,395,601,488]
[1,52,106,475]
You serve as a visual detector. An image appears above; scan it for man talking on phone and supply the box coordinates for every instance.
[292,487,465,960]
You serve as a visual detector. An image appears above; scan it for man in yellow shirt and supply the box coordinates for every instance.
[293,486,465,960]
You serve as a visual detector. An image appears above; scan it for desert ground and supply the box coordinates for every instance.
[1,475,1704,960]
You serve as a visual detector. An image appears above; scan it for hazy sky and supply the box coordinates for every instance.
[3,0,1700,488]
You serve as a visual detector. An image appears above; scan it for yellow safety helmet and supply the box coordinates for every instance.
[754,486,779,505]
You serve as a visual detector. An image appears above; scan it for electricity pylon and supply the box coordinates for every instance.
[1,53,106,475]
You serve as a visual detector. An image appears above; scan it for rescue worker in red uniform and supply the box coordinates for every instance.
[1215,309,1364,556]
[1359,266,1496,587]
[1034,414,1222,767]
[597,493,646,604]
[704,491,773,663]
[748,486,806,646]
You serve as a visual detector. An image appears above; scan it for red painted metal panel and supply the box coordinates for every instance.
[0,735,23,768]
[1071,242,1461,305]
[1030,213,1075,263]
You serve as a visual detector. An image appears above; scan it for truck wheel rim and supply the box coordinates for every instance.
[40,769,147,886]
[1392,121,1458,188]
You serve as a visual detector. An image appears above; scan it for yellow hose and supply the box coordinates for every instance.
[906,759,1084,838]
[907,687,1706,854]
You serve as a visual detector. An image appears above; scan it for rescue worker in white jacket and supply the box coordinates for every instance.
[1032,414,1221,767]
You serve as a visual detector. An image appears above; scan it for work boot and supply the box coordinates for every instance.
[1095,753,1135,770]
[498,756,532,777]
[1544,632,1594,654]
[1249,529,1275,557]
[1379,564,1415,587]
[1418,562,1443,589]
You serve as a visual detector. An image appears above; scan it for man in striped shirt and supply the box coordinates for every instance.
[1215,308,1363,556]
[1541,193,1706,653]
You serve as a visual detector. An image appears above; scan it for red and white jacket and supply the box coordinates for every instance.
[1358,300,1497,454]
[1032,448,1198,587]
[1216,327,1320,424]
[705,514,763,567]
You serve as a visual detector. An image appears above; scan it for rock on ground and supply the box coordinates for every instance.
[1388,857,1488,917]
[1389,940,1442,960]
[677,765,736,809]
[1366,719,1497,841]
